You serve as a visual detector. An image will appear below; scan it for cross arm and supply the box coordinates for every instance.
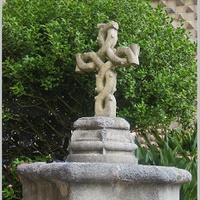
[106,44,140,66]
[75,52,104,73]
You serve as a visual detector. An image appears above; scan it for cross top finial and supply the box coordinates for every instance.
[75,21,140,117]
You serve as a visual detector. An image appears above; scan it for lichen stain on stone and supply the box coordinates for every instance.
[55,181,69,197]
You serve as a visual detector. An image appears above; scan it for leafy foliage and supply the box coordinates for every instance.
[136,123,197,200]
[2,156,52,200]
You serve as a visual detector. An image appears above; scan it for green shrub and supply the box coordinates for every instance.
[136,122,197,200]
[2,155,52,200]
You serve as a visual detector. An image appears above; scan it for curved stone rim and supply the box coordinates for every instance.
[17,162,191,185]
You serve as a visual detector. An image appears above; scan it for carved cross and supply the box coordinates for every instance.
[75,21,140,117]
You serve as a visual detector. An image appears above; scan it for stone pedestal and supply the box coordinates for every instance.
[17,117,192,200]
[67,117,138,164]
[17,162,191,200]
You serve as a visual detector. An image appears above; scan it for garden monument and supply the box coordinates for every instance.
[17,21,191,200]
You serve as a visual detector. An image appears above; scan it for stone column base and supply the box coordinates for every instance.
[67,117,138,164]
[17,162,191,200]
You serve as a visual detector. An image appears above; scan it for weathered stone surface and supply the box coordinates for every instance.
[73,116,130,130]
[67,117,138,164]
[17,162,191,200]
[67,154,138,164]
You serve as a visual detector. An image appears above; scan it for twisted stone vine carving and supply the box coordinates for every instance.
[75,21,140,117]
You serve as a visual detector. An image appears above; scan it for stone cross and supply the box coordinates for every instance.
[75,21,140,117]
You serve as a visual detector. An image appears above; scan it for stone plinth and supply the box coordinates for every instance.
[67,117,138,164]
[17,162,191,200]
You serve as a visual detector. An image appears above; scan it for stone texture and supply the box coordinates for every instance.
[73,116,130,130]
[17,162,192,200]
[67,117,138,164]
